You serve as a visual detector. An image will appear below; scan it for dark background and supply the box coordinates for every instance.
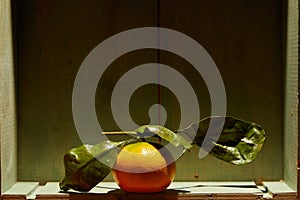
[15,0,284,183]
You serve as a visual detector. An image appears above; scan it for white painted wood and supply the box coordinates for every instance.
[90,182,119,193]
[37,181,262,195]
[263,181,295,194]
[2,181,297,199]
[37,182,64,194]
[36,181,263,199]
[284,0,299,192]
[0,0,17,193]
[2,182,39,199]
[263,181,296,200]
[27,186,44,200]
[168,181,262,194]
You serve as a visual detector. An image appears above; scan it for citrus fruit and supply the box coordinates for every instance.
[112,142,176,193]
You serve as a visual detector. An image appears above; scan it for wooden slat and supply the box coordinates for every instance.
[168,181,262,194]
[159,0,284,182]
[26,186,44,200]
[1,181,297,199]
[35,182,68,200]
[284,0,299,192]
[36,182,262,200]
[0,0,17,193]
[263,181,296,200]
[16,0,158,184]
[16,0,285,184]
[1,182,39,200]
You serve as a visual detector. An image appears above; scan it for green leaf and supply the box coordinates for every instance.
[134,125,193,150]
[59,139,136,192]
[178,116,266,165]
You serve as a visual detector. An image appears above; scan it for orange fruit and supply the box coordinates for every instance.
[112,142,176,193]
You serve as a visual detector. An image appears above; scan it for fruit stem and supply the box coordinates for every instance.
[102,131,137,135]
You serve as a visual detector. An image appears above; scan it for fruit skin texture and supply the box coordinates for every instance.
[112,142,176,193]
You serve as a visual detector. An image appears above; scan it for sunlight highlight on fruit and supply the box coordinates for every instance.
[112,142,176,193]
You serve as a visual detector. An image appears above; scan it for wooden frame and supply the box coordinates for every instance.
[0,181,297,199]
[1,0,299,199]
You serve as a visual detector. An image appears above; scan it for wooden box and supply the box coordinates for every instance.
[0,0,298,199]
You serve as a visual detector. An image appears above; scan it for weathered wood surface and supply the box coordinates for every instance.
[264,181,296,200]
[284,0,299,192]
[16,0,285,184]
[0,0,297,199]
[0,0,17,193]
[1,182,39,200]
[2,181,298,200]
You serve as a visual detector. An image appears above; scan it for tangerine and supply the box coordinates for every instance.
[112,142,176,193]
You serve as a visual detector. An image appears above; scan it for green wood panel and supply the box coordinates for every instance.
[157,0,284,181]
[0,0,17,193]
[17,0,158,184]
[283,0,298,191]
[17,0,285,184]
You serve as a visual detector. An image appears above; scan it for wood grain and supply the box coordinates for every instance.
[1,0,298,198]
[33,182,264,200]
[16,0,285,184]
[2,181,298,200]
[0,0,17,193]
[284,0,298,192]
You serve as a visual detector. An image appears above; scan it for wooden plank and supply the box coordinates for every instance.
[15,0,286,184]
[168,181,262,194]
[0,181,295,200]
[26,186,44,200]
[263,181,296,200]
[0,0,17,193]
[284,0,299,192]
[16,0,158,184]
[35,182,262,200]
[3,181,298,200]
[36,182,68,200]
[159,0,284,182]
[1,182,39,200]
[263,181,295,194]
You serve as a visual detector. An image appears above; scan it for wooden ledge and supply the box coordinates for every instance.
[1,181,296,200]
